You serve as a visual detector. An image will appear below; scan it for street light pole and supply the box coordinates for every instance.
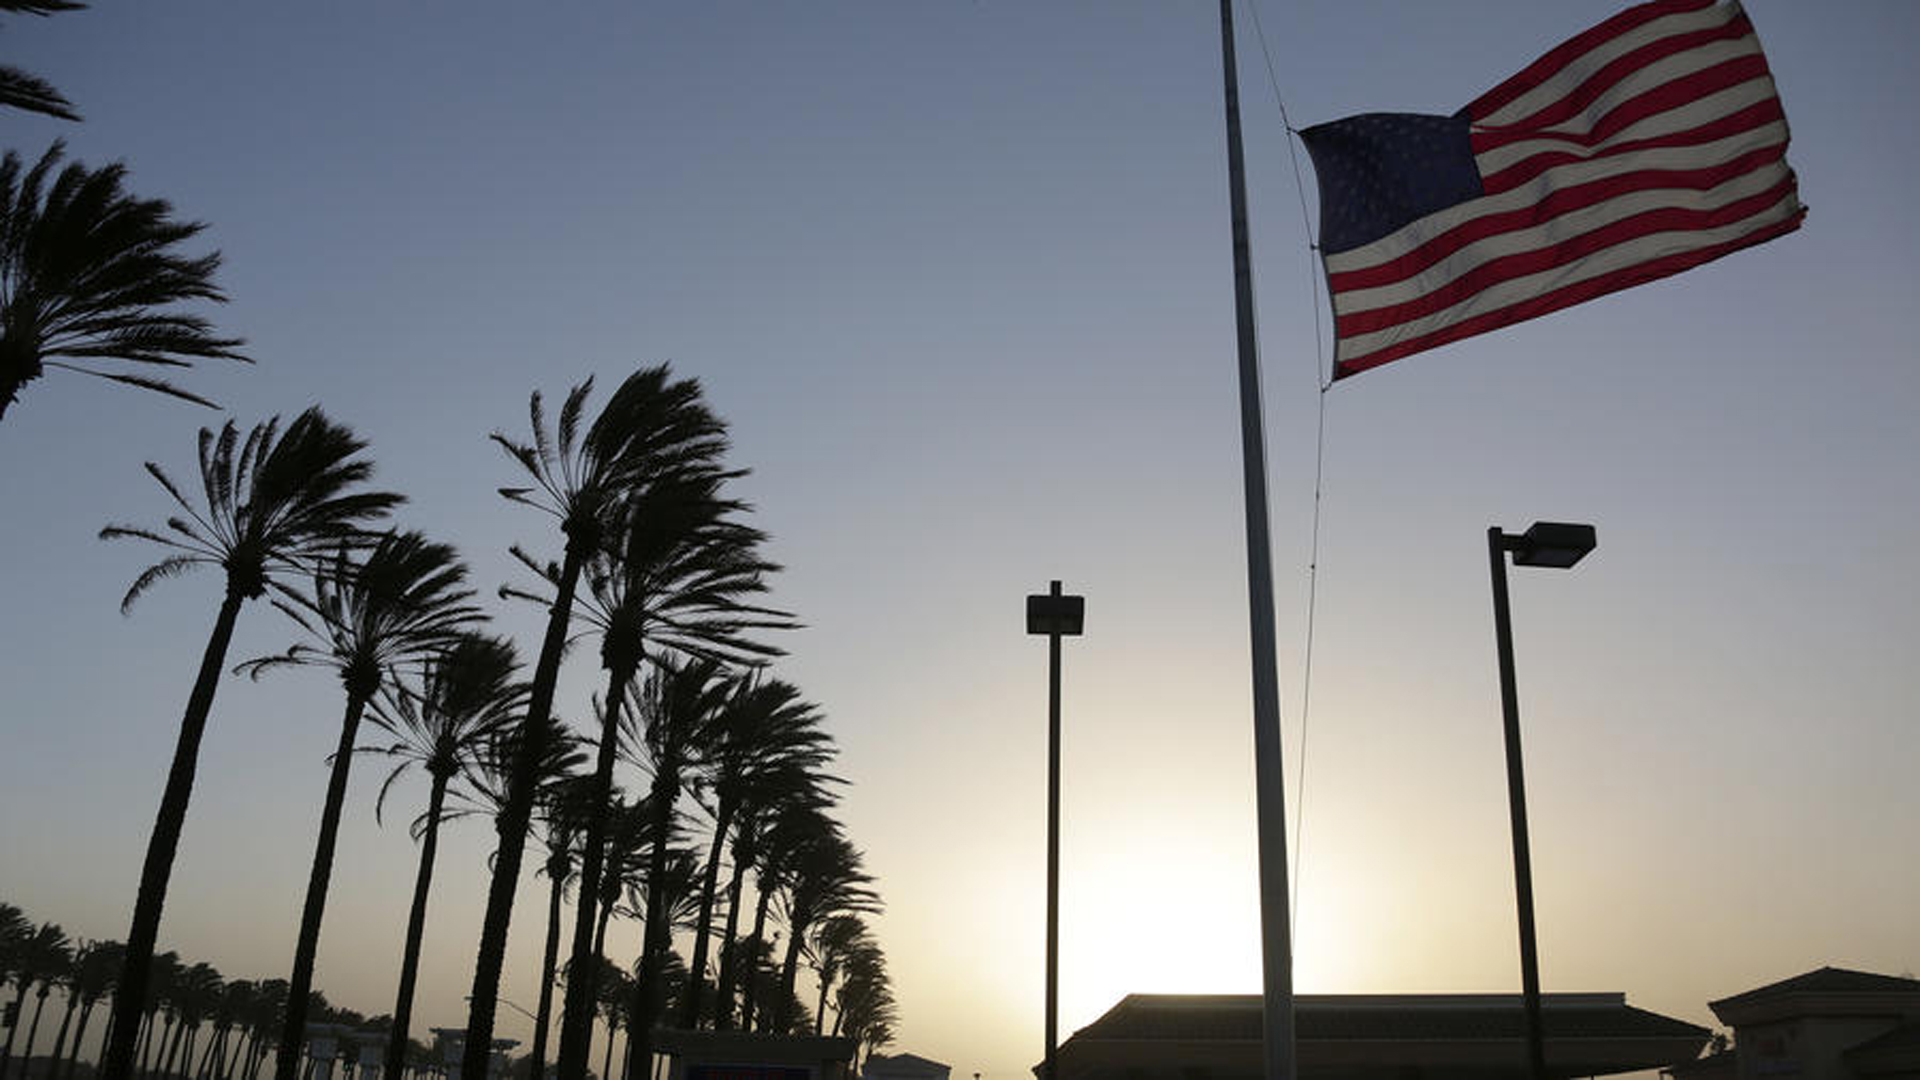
[1486,521,1596,1080]
[1027,581,1084,1080]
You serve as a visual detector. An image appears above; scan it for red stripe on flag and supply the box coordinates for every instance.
[1476,13,1754,138]
[1466,0,1715,121]
[1331,211,1804,379]
[1478,96,1783,196]
[1473,51,1771,162]
[1335,179,1799,337]
[1328,141,1788,294]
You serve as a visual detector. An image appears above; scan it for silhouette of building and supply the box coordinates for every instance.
[862,1052,950,1080]
[1665,967,1920,1080]
[1042,991,1709,1079]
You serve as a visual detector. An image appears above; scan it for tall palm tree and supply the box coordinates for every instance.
[0,2,84,121]
[237,532,481,1080]
[679,680,834,1030]
[159,964,219,1080]
[131,950,178,1080]
[97,409,402,1080]
[462,365,727,1080]
[619,659,729,1080]
[711,765,836,1033]
[773,830,877,1035]
[0,142,247,422]
[550,473,790,1080]
[362,634,524,1080]
[58,940,118,1080]
[805,916,867,1037]
[0,906,26,1078]
[1,923,69,1080]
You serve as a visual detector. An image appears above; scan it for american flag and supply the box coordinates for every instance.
[1301,0,1804,381]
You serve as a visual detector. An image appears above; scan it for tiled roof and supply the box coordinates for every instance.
[1711,967,1920,1008]
[1072,994,1709,1044]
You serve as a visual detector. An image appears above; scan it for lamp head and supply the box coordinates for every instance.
[1510,521,1597,569]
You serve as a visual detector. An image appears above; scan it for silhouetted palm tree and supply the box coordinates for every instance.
[0,2,84,121]
[619,659,728,1080]
[97,410,401,1080]
[363,634,524,1080]
[771,823,875,1035]
[0,142,246,421]
[57,940,118,1080]
[1,922,69,1080]
[806,916,866,1037]
[712,763,836,1033]
[463,365,727,1080]
[681,680,833,1029]
[549,473,790,1079]
[236,532,480,1080]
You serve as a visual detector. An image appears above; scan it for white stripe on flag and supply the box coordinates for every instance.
[1477,2,1740,127]
[1332,186,1801,365]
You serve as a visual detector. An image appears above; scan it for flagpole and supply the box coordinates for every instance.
[1216,2,1297,1079]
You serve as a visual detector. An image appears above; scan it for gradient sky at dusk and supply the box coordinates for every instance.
[2,4,1916,1078]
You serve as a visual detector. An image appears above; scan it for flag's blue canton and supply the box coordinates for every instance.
[1300,112,1482,256]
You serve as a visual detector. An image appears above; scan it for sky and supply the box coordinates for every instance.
[2,2,1917,1078]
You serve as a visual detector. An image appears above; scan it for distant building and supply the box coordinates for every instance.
[1665,967,1920,1080]
[862,1052,950,1080]
[1044,991,1709,1079]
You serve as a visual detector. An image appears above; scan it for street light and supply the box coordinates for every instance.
[1487,521,1596,1080]
[1026,580,1083,1080]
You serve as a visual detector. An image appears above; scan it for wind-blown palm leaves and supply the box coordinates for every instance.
[97,409,401,1080]
[681,679,835,1029]
[772,824,878,1036]
[362,633,524,1080]
[0,921,69,1080]
[463,365,728,1080]
[234,531,481,1080]
[0,2,84,121]
[55,940,117,1080]
[548,473,793,1080]
[618,657,730,1080]
[0,142,247,422]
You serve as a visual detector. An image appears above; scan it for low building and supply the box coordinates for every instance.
[1666,967,1920,1080]
[1045,991,1709,1079]
[862,1052,950,1080]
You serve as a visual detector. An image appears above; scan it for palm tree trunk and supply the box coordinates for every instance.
[736,882,773,1034]
[382,772,449,1080]
[598,1022,614,1080]
[678,798,734,1030]
[103,587,248,1080]
[48,995,78,1080]
[21,989,50,1077]
[528,850,569,1080]
[462,544,586,1080]
[554,651,639,1080]
[776,915,807,1034]
[60,1000,95,1080]
[621,763,679,1080]
[274,690,371,1080]
[812,970,831,1037]
[158,1016,184,1080]
[0,980,28,1080]
[710,833,754,1032]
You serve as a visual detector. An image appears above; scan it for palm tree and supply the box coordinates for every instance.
[236,532,481,1080]
[772,829,877,1035]
[711,766,836,1033]
[0,906,25,1078]
[618,659,729,1080]
[462,365,728,1080]
[0,2,84,120]
[97,409,402,1080]
[680,680,833,1030]
[805,916,866,1037]
[131,950,178,1080]
[159,964,219,1080]
[363,633,524,1080]
[0,142,247,422]
[58,940,118,1080]
[1,923,69,1080]
[549,473,790,1080]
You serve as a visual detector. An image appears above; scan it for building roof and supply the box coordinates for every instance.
[1712,967,1920,1006]
[1709,967,1920,1027]
[1050,993,1711,1080]
[864,1052,951,1077]
[1075,993,1709,1043]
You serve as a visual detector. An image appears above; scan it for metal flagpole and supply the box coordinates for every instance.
[1216,1,1297,1078]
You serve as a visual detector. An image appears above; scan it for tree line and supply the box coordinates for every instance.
[4,9,898,1079]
